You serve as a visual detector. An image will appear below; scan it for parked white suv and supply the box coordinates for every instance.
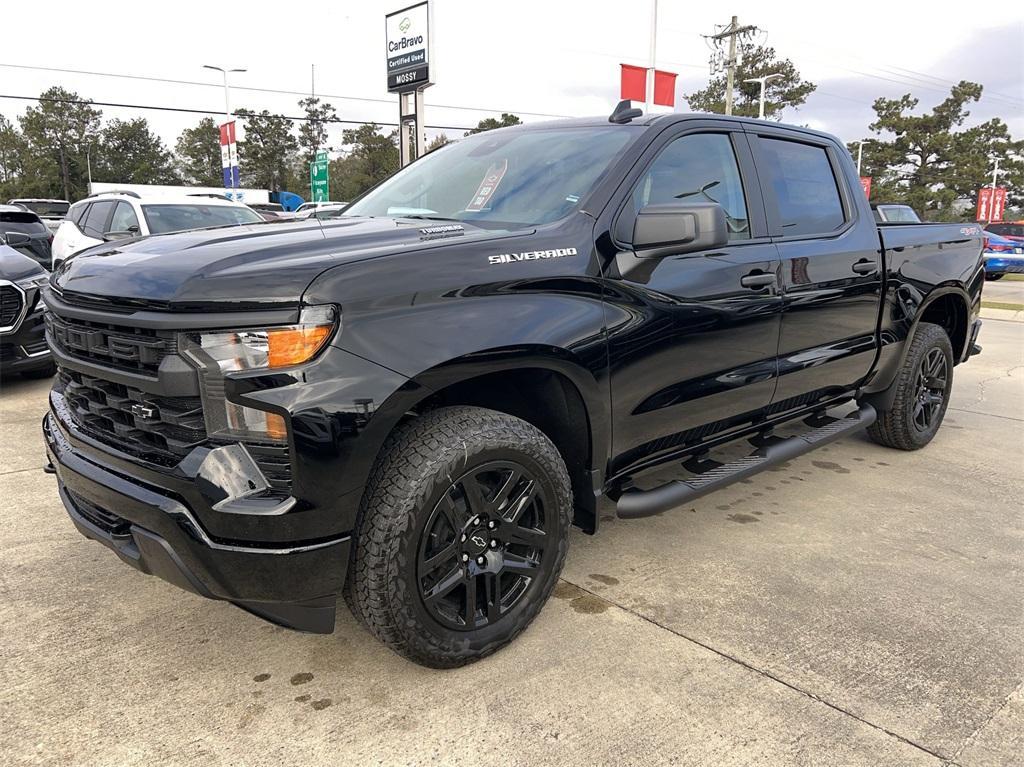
[51,191,264,265]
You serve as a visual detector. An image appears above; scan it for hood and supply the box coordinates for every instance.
[0,244,47,282]
[52,217,520,309]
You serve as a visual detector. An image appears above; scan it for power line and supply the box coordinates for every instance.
[0,62,572,119]
[0,93,477,132]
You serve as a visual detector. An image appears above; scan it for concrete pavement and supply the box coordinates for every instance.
[1,320,1021,766]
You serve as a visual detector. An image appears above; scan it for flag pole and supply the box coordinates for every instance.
[646,0,657,113]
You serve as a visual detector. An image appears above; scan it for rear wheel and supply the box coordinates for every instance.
[866,322,953,450]
[345,406,572,668]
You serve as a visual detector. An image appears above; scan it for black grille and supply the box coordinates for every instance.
[22,338,49,355]
[1,284,23,327]
[58,368,207,466]
[68,490,132,537]
[46,313,174,375]
[56,368,292,492]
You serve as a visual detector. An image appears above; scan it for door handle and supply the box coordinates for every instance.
[740,272,776,289]
[851,260,878,275]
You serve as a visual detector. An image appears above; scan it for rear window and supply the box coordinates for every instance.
[141,204,263,234]
[0,211,47,234]
[14,200,69,217]
[759,138,846,236]
[987,223,1024,238]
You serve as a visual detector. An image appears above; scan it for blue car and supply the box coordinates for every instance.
[983,232,1024,280]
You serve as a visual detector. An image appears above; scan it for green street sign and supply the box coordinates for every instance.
[310,158,329,202]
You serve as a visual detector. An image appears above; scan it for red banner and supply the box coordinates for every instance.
[620,64,647,102]
[991,187,1007,222]
[977,187,993,221]
[653,70,677,107]
[859,177,871,199]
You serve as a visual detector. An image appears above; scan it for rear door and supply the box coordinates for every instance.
[604,124,782,474]
[748,129,882,407]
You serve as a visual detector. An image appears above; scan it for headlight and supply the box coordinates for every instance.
[181,305,338,443]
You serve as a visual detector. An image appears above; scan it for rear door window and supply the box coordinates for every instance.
[82,201,115,237]
[758,138,846,236]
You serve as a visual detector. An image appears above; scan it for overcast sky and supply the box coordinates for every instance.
[2,0,1021,155]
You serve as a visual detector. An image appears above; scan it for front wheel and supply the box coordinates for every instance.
[866,322,953,450]
[345,406,572,668]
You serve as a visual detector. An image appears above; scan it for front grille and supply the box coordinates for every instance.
[1,284,23,327]
[58,368,207,466]
[46,313,174,375]
[56,368,293,493]
[22,339,49,355]
[68,489,132,537]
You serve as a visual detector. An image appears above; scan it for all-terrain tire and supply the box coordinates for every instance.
[866,322,954,450]
[344,406,572,668]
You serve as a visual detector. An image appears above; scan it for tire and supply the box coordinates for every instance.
[20,361,56,379]
[986,273,1004,281]
[344,406,572,668]
[866,322,954,450]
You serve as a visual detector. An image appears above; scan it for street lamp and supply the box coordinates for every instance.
[743,73,782,120]
[203,64,247,126]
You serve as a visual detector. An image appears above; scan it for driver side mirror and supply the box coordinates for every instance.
[632,202,729,258]
[1,231,32,247]
[102,227,138,242]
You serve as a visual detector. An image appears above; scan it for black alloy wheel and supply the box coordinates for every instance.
[417,461,551,631]
[912,348,948,433]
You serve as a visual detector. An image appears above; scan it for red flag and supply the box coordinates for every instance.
[620,64,647,102]
[859,177,872,198]
[653,70,677,107]
[977,187,993,221]
[992,187,1007,221]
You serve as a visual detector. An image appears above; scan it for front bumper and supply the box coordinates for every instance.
[44,409,350,633]
[0,304,50,375]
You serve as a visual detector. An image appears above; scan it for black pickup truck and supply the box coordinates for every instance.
[41,105,983,667]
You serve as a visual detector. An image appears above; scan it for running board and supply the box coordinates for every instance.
[616,403,876,519]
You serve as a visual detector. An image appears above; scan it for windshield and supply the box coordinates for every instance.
[141,204,263,234]
[15,200,69,217]
[343,126,639,227]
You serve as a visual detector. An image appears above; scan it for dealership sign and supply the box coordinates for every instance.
[219,121,240,193]
[977,187,1007,222]
[386,2,431,92]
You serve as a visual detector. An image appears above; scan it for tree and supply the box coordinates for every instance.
[0,115,28,197]
[329,124,398,201]
[426,133,451,152]
[297,97,338,167]
[175,117,223,186]
[851,81,1023,219]
[94,118,179,185]
[236,108,299,190]
[465,113,521,135]
[18,87,102,200]
[686,43,816,119]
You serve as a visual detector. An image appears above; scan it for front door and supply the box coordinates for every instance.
[604,128,783,476]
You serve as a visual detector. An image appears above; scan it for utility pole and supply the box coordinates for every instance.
[852,140,866,175]
[743,73,781,119]
[705,16,760,116]
[991,156,1001,190]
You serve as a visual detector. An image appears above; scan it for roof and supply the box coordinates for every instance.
[498,111,844,145]
[7,198,69,204]
[81,191,251,207]
[0,204,40,215]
